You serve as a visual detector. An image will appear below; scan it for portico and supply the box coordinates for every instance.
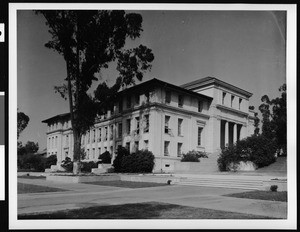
[220,119,244,148]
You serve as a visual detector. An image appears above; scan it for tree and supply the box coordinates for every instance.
[259,83,287,155]
[36,10,154,174]
[17,110,29,139]
[18,141,39,156]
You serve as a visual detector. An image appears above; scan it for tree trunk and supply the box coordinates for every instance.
[72,128,82,174]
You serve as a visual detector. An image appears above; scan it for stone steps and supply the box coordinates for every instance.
[173,176,264,190]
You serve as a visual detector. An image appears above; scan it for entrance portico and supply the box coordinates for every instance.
[220,119,243,148]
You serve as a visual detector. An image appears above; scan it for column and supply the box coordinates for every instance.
[233,123,237,143]
[224,121,229,147]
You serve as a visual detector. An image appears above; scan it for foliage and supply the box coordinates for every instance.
[80,161,99,172]
[217,134,277,171]
[181,150,208,162]
[120,150,155,173]
[35,10,154,175]
[18,141,39,157]
[259,84,286,156]
[270,185,278,192]
[17,110,30,139]
[98,151,111,164]
[44,155,57,169]
[17,153,45,172]
[113,146,130,172]
[61,157,73,172]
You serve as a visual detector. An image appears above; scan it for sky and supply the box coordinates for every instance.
[17,9,286,150]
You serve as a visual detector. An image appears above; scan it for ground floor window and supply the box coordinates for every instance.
[164,141,170,156]
[144,140,149,150]
[198,127,203,146]
[177,143,182,157]
[126,142,130,152]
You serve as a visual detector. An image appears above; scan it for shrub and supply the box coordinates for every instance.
[17,153,45,171]
[217,134,277,171]
[98,151,111,164]
[44,155,57,169]
[113,146,130,172]
[61,157,73,172]
[120,150,155,173]
[181,150,208,162]
[270,185,278,192]
[81,161,98,172]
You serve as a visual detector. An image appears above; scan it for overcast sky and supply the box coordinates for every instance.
[17,9,286,150]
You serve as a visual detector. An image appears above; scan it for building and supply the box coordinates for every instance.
[42,77,256,172]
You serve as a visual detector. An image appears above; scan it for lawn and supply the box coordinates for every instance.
[82,180,168,188]
[18,176,46,179]
[18,201,275,219]
[224,190,287,202]
[18,183,68,194]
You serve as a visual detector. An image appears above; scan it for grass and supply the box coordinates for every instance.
[18,201,276,219]
[82,180,168,188]
[224,190,287,202]
[18,183,68,194]
[18,176,46,179]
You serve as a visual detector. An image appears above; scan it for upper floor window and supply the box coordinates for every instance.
[135,94,140,105]
[198,100,203,112]
[178,118,183,136]
[239,98,242,110]
[126,119,131,135]
[87,130,90,143]
[110,125,114,140]
[165,91,171,104]
[98,128,102,142]
[145,92,150,103]
[92,129,96,143]
[165,116,170,133]
[222,92,226,105]
[144,115,149,133]
[118,123,122,138]
[104,127,108,141]
[135,117,140,135]
[178,95,183,107]
[126,95,131,109]
[231,95,234,108]
[119,100,123,113]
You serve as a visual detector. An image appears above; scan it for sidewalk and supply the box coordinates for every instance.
[17,177,287,218]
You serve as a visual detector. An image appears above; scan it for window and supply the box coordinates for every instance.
[198,100,203,112]
[178,95,183,107]
[92,148,95,159]
[125,142,130,152]
[135,94,140,105]
[134,141,139,152]
[82,134,85,145]
[165,116,170,133]
[110,105,114,115]
[104,127,108,141]
[198,127,203,146]
[239,98,242,110]
[110,146,113,155]
[98,147,101,156]
[118,123,122,138]
[87,149,90,159]
[165,91,171,103]
[144,140,149,150]
[119,100,123,113]
[55,136,58,148]
[177,143,182,157]
[65,135,69,147]
[178,118,183,136]
[87,130,90,143]
[222,92,226,105]
[110,125,113,140]
[135,117,140,135]
[65,151,69,158]
[231,95,234,107]
[98,128,102,142]
[92,129,96,142]
[104,146,107,152]
[144,115,149,133]
[164,141,170,156]
[145,92,150,103]
[126,95,131,109]
[126,119,131,134]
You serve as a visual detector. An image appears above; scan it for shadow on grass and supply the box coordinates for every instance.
[18,202,276,219]
[224,190,287,202]
[18,183,68,194]
[18,176,46,179]
[82,180,168,188]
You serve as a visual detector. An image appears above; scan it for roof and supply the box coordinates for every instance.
[181,76,253,98]
[42,78,213,123]
[42,112,70,124]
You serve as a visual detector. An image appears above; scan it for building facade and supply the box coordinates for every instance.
[42,77,256,172]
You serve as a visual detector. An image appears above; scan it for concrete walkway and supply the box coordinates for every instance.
[17,177,287,218]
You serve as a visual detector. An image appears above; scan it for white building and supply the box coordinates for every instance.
[42,77,256,172]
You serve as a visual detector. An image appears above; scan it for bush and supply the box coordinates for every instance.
[98,151,111,164]
[44,155,57,169]
[81,161,98,172]
[17,153,45,172]
[270,185,278,192]
[181,150,208,162]
[113,146,130,172]
[61,157,73,172]
[217,134,277,171]
[120,150,155,173]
